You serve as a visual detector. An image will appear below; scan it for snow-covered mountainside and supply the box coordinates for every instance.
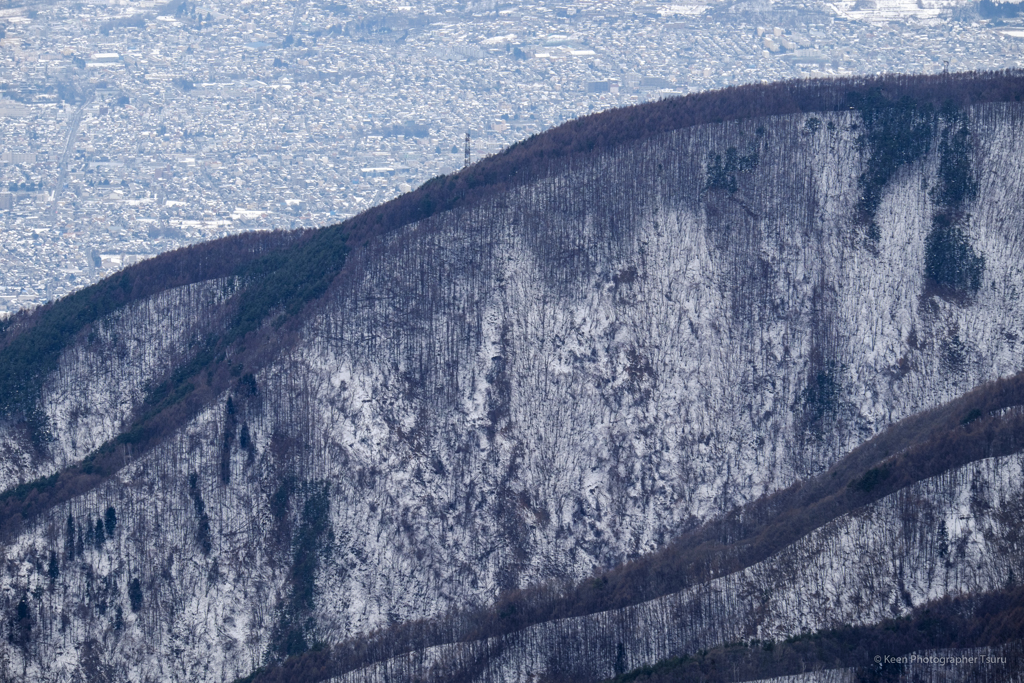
[0,278,235,490]
[332,451,1024,682]
[2,73,1024,682]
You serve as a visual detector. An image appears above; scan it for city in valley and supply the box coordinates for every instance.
[1,0,1021,313]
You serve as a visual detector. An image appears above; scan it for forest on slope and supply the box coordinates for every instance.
[3,71,1024,682]
[248,369,1024,683]
[602,587,1024,683]
[2,68,1021,547]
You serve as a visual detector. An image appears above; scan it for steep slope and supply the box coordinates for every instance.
[329,449,1024,682]
[0,229,304,494]
[249,374,1024,682]
[3,72,1024,682]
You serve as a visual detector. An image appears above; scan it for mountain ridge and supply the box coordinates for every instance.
[5,68,1024,527]
[4,71,1024,682]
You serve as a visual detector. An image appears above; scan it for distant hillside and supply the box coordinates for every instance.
[4,70,1024,683]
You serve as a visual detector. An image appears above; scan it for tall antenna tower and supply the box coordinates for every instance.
[464,131,471,168]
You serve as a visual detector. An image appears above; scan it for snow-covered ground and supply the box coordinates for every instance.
[330,452,1024,681]
[3,102,1024,681]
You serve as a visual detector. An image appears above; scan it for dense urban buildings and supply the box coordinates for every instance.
[0,0,1020,312]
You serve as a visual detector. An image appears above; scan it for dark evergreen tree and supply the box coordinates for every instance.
[94,517,105,548]
[64,514,76,561]
[104,506,117,537]
[84,517,95,548]
[220,399,236,486]
[11,597,32,648]
[189,473,213,554]
[47,551,59,583]
[128,578,143,612]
